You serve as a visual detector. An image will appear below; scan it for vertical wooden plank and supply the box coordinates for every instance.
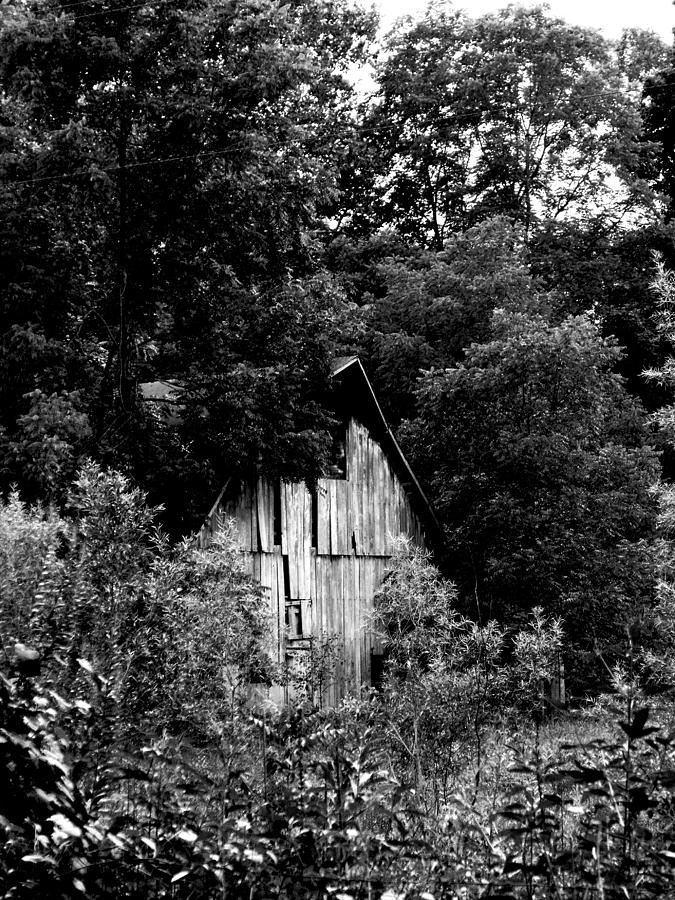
[288,482,297,598]
[249,483,258,552]
[268,553,277,660]
[371,438,379,555]
[373,445,383,555]
[353,555,360,611]
[359,557,369,689]
[324,557,332,636]
[334,481,344,555]
[390,469,400,549]
[314,556,323,642]
[354,434,363,557]
[359,424,368,555]
[317,480,330,555]
[340,557,348,692]
[282,482,299,600]
[359,475,367,557]
[316,556,323,635]
[389,476,398,547]
[347,418,358,486]
[371,446,379,555]
[322,558,331,636]
[379,449,387,554]
[332,481,348,555]
[361,591,369,689]
[328,480,339,555]
[300,599,311,637]
[263,554,274,660]
[297,483,306,597]
[274,547,285,662]
[335,557,344,697]
[365,437,374,556]
[350,476,360,556]
[298,485,311,629]
[267,479,275,551]
[294,483,302,600]
[383,460,392,554]
[296,482,303,595]
[345,556,355,692]
[302,485,311,598]
[256,479,269,552]
[309,549,317,635]
[371,558,383,655]
[320,559,330,704]
[277,552,285,662]
[280,481,288,555]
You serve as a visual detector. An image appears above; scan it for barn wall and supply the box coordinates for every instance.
[199,417,427,705]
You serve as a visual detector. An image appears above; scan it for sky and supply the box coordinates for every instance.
[375,0,675,43]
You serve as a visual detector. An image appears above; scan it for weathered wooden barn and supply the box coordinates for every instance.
[197,357,439,705]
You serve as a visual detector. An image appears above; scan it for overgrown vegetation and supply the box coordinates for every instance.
[3,476,675,898]
[5,0,675,894]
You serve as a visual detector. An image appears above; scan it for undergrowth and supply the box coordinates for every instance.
[3,468,675,898]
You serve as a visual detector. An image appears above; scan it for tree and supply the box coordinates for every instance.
[640,260,675,692]
[403,309,659,690]
[0,0,375,528]
[641,37,675,215]
[346,5,658,246]
[0,463,274,739]
[358,217,541,425]
[528,220,675,411]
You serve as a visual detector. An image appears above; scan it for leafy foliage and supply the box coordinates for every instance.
[343,6,660,245]
[371,545,565,799]
[360,217,538,424]
[403,309,659,690]
[2,1,675,893]
[0,463,272,739]
[5,500,675,899]
[0,0,376,530]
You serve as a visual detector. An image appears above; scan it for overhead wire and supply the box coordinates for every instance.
[5,66,674,187]
[2,0,674,189]
[3,85,670,191]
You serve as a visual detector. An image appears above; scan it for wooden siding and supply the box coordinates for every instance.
[200,417,427,706]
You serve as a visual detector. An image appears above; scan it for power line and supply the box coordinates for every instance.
[7,142,251,186]
[36,0,172,12]
[17,0,187,15]
[67,0,173,19]
[2,90,669,190]
[1,3,673,191]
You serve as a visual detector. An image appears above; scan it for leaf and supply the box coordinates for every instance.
[21,854,56,865]
[175,829,198,843]
[171,870,190,884]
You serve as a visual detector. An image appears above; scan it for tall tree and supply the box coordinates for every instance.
[342,5,658,246]
[644,41,675,217]
[0,0,375,525]
[402,309,659,690]
[529,220,675,411]
[359,217,540,425]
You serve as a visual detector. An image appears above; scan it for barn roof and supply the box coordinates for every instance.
[139,359,442,547]
[328,357,441,547]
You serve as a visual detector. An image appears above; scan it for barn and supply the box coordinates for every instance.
[197,357,440,706]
